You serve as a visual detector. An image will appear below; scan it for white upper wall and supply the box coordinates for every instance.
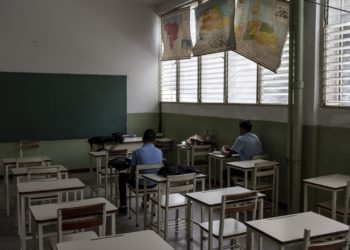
[0,0,160,113]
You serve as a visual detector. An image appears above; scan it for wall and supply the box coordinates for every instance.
[0,0,160,171]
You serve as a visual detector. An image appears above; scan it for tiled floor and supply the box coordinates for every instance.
[0,172,287,250]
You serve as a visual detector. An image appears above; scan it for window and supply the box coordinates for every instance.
[323,0,350,106]
[159,1,289,105]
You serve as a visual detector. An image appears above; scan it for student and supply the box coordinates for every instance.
[118,129,163,215]
[222,120,263,184]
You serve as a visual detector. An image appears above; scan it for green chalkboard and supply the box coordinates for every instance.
[0,72,127,141]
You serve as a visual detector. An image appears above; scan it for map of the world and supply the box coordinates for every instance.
[234,0,289,72]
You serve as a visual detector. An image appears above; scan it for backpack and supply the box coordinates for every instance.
[108,156,131,171]
[157,163,200,177]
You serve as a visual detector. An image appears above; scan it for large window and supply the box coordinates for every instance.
[323,0,350,106]
[160,2,289,105]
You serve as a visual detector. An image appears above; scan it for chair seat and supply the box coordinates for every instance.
[199,218,247,238]
[318,201,349,215]
[49,231,98,249]
[150,193,187,208]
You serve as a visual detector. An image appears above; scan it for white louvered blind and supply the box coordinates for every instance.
[323,0,350,106]
[179,3,198,102]
[228,51,257,103]
[260,36,290,104]
[160,60,177,102]
[201,52,225,103]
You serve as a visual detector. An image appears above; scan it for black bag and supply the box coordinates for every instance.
[88,136,115,151]
[112,132,124,144]
[157,163,200,177]
[109,156,131,171]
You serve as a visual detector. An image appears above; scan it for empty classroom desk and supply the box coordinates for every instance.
[185,186,265,250]
[208,152,239,188]
[56,230,174,250]
[3,155,51,216]
[303,174,350,219]
[30,197,117,250]
[17,178,85,250]
[245,211,349,250]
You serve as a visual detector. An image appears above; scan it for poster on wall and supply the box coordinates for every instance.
[161,7,193,60]
[234,0,289,72]
[192,0,235,56]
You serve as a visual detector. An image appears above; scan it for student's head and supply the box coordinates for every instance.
[239,120,252,135]
[142,129,157,143]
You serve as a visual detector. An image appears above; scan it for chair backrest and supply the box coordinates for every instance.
[303,228,350,250]
[57,203,106,242]
[135,163,163,186]
[166,173,197,194]
[27,166,62,181]
[252,161,277,189]
[19,140,39,158]
[219,191,258,238]
[252,154,269,160]
[344,180,350,224]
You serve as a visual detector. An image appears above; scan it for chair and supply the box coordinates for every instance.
[190,144,211,174]
[128,163,162,227]
[235,161,278,215]
[199,191,258,250]
[49,203,106,249]
[318,180,350,224]
[98,149,128,201]
[16,156,46,168]
[150,173,196,240]
[18,140,39,157]
[302,228,350,250]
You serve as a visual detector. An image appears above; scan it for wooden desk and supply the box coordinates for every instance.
[185,187,265,250]
[17,178,85,250]
[245,212,349,250]
[3,155,51,216]
[303,174,350,219]
[142,173,206,234]
[56,230,174,250]
[208,152,239,189]
[30,197,116,250]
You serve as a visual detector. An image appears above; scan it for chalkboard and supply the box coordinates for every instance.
[0,72,127,141]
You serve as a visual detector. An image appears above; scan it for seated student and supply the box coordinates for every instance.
[222,120,263,185]
[118,129,163,215]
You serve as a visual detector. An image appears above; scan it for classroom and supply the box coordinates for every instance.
[1,0,350,249]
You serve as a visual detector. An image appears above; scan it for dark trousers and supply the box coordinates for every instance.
[118,173,150,206]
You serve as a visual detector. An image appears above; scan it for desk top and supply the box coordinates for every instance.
[3,155,51,165]
[11,165,67,176]
[226,159,268,169]
[246,212,349,244]
[56,230,174,250]
[17,178,85,194]
[208,152,239,159]
[186,186,264,207]
[143,173,206,183]
[30,197,116,222]
[303,174,350,190]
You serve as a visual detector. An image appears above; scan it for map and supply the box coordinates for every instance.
[161,7,192,60]
[234,0,289,72]
[193,0,235,56]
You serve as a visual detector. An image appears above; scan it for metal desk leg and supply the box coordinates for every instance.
[177,148,180,164]
[227,167,231,187]
[303,183,308,212]
[244,170,248,188]
[186,150,190,166]
[20,195,26,250]
[111,213,116,235]
[157,184,161,235]
[246,227,253,250]
[208,157,212,189]
[143,179,147,230]
[38,223,43,250]
[90,155,93,198]
[276,165,280,215]
[208,207,213,250]
[220,159,223,188]
[332,190,337,220]
[5,165,9,216]
[186,199,192,250]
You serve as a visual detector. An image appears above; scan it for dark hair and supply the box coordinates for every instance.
[239,120,252,132]
[143,129,157,142]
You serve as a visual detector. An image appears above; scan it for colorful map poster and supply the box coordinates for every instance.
[161,7,192,60]
[193,0,235,56]
[234,0,289,72]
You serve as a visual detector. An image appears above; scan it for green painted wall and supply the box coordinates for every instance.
[0,113,158,175]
